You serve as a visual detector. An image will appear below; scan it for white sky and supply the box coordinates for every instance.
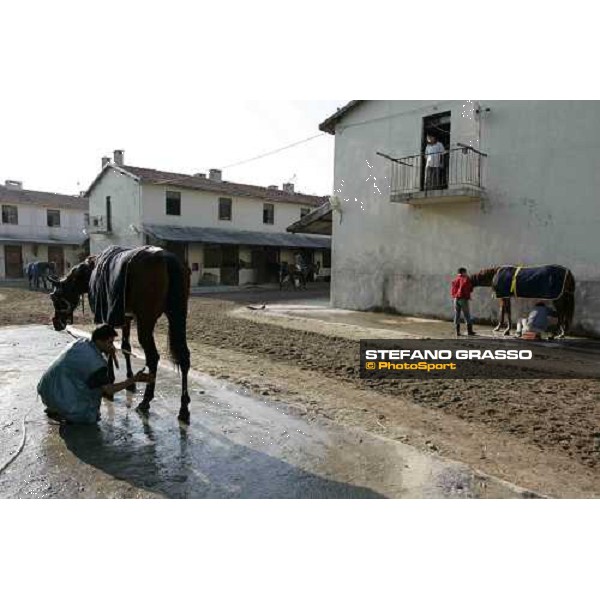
[0,97,343,197]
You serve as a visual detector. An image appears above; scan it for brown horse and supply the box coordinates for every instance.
[470,265,575,338]
[48,247,192,423]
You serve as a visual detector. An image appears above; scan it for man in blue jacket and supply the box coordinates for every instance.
[38,324,154,424]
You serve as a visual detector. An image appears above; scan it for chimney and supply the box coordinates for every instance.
[209,169,222,182]
[268,185,278,190]
[113,149,124,166]
[194,172,207,178]
[5,180,23,189]
[101,156,110,169]
[282,182,295,193]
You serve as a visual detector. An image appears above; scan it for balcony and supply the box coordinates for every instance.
[382,144,487,206]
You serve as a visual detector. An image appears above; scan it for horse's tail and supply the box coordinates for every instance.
[562,270,576,330]
[164,252,191,371]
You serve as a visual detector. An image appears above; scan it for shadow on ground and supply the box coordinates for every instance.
[59,412,384,499]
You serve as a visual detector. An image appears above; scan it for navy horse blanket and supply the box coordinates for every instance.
[493,265,569,300]
[88,246,143,326]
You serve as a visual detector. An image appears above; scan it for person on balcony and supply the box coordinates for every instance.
[424,132,445,190]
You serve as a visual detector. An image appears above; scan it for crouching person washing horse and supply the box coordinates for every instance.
[47,245,193,423]
[38,325,155,424]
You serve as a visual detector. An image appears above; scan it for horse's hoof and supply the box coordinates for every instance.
[178,411,190,425]
[493,325,501,332]
[503,330,511,336]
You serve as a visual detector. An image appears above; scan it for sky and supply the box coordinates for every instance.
[0,99,344,198]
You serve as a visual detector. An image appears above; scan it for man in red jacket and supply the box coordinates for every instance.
[451,267,476,337]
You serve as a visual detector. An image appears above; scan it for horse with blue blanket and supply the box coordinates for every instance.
[47,245,193,423]
[470,264,575,338]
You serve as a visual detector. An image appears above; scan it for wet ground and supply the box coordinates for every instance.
[0,325,535,498]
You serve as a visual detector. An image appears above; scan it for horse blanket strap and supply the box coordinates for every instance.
[510,266,522,296]
[494,265,568,300]
[88,245,155,327]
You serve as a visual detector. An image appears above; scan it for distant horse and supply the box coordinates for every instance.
[47,246,192,423]
[278,262,318,290]
[26,261,55,290]
[470,264,575,338]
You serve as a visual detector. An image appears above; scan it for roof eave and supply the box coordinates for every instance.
[84,164,140,197]
[318,100,364,135]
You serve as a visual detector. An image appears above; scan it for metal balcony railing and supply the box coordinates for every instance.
[379,144,487,199]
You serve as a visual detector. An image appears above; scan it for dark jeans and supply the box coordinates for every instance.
[425,166,444,190]
[453,299,473,325]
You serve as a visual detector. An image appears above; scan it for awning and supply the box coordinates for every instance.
[140,224,331,249]
[0,234,87,246]
[286,201,332,235]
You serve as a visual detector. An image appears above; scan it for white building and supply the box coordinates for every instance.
[0,180,88,279]
[86,151,331,286]
[320,101,600,335]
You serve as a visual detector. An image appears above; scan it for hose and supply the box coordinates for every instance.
[0,405,34,476]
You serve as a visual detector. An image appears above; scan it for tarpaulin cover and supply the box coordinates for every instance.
[88,245,142,327]
[37,338,107,424]
[493,265,569,300]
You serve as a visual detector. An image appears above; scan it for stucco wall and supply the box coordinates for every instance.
[88,169,143,254]
[330,100,600,334]
[141,184,313,233]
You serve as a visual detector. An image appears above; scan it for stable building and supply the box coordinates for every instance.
[0,180,88,280]
[320,100,600,335]
[86,151,331,286]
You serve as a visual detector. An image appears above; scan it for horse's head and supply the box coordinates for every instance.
[470,267,498,288]
[48,257,95,331]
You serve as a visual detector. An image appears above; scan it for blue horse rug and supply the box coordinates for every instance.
[493,265,569,300]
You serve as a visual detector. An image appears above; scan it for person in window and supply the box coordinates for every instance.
[450,267,476,337]
[424,132,445,190]
[38,324,154,424]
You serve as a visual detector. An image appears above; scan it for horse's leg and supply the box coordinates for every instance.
[494,300,504,332]
[122,316,136,392]
[103,354,116,401]
[136,319,160,413]
[503,299,512,336]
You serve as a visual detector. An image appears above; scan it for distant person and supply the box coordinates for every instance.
[451,267,476,336]
[516,301,558,339]
[424,132,445,190]
[37,324,154,424]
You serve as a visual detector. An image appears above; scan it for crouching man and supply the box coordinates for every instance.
[516,301,558,340]
[37,324,154,424]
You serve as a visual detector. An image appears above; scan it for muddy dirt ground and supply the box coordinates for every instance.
[1,286,600,497]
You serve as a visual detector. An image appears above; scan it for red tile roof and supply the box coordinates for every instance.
[119,165,328,207]
[0,183,87,210]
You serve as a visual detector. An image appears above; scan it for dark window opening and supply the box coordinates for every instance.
[263,203,274,224]
[300,207,310,219]
[422,112,451,191]
[219,197,232,221]
[84,212,89,226]
[47,209,61,227]
[106,196,112,232]
[204,245,222,268]
[2,205,18,225]
[322,249,331,269]
[166,190,181,216]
